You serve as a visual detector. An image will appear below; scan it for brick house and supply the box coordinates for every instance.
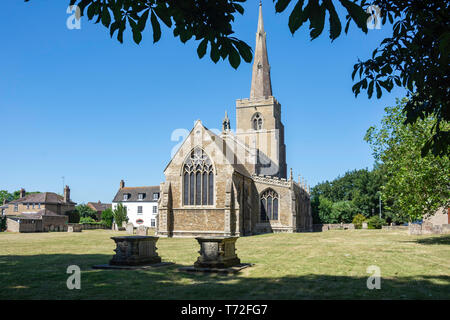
[87,201,112,220]
[4,186,76,232]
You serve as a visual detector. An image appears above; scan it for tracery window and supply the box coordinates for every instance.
[183,148,214,206]
[260,189,279,221]
[252,112,263,130]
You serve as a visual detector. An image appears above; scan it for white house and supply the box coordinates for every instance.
[112,180,160,228]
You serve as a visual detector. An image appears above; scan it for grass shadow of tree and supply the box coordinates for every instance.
[0,254,449,300]
[407,235,450,245]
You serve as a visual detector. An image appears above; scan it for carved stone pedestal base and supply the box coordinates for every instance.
[194,236,241,269]
[109,236,161,266]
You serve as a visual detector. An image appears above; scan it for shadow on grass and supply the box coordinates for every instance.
[0,254,449,300]
[410,235,450,245]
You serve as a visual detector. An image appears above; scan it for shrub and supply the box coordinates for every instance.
[79,216,96,224]
[100,208,114,228]
[367,216,386,229]
[352,214,367,229]
[66,210,80,223]
[112,203,128,228]
[75,204,98,220]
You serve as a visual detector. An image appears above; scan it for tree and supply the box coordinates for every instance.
[365,98,450,222]
[311,167,388,222]
[352,213,366,229]
[25,0,449,155]
[75,204,98,220]
[317,196,333,223]
[100,208,114,228]
[112,203,128,227]
[0,190,13,204]
[330,200,358,223]
[66,210,81,223]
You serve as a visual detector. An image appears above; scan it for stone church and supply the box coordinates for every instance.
[157,4,312,237]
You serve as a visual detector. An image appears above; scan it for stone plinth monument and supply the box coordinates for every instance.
[194,237,241,268]
[109,236,161,266]
[179,236,252,274]
[93,236,172,270]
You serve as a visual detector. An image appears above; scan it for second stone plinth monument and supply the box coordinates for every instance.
[194,236,241,269]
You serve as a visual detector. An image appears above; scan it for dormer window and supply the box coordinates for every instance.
[153,193,159,200]
[123,194,129,201]
[138,193,145,200]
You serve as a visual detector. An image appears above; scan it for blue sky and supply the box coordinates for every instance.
[0,1,406,204]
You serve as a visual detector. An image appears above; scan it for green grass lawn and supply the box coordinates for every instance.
[0,229,449,299]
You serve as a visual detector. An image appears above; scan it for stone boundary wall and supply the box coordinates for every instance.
[382,225,409,231]
[313,223,355,232]
[79,223,109,230]
[409,223,450,235]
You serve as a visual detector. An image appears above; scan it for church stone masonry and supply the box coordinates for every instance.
[157,4,313,237]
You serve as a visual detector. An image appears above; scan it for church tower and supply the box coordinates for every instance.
[235,2,287,178]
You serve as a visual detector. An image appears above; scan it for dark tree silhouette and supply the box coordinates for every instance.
[24,0,449,156]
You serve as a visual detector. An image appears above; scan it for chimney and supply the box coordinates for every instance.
[20,188,26,198]
[64,185,70,203]
[120,180,125,189]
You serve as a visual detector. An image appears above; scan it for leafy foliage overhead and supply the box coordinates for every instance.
[24,0,449,156]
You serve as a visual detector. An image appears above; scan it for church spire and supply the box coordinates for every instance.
[250,2,272,99]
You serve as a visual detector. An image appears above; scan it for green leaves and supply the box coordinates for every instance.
[101,6,111,27]
[197,38,208,59]
[150,10,161,43]
[228,44,241,69]
[308,0,325,40]
[279,0,368,40]
[324,0,341,41]
[339,0,369,33]
[288,0,307,34]
[275,0,292,13]
[365,98,450,221]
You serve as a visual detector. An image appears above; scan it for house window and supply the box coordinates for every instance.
[14,204,18,212]
[252,113,263,130]
[151,219,156,227]
[32,203,35,209]
[38,203,41,209]
[260,189,279,221]
[123,194,129,201]
[183,148,214,206]
[153,206,157,214]
[27,203,30,209]
[153,193,159,200]
[137,206,143,214]
[138,193,145,200]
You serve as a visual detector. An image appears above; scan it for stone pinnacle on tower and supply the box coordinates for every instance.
[222,110,231,132]
[250,2,272,99]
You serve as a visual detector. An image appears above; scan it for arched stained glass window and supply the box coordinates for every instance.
[183,148,214,206]
[260,189,279,221]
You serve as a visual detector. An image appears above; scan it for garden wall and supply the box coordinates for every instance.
[313,223,355,232]
[79,223,109,230]
[408,223,450,235]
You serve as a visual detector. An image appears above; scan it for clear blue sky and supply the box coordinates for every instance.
[0,1,406,204]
